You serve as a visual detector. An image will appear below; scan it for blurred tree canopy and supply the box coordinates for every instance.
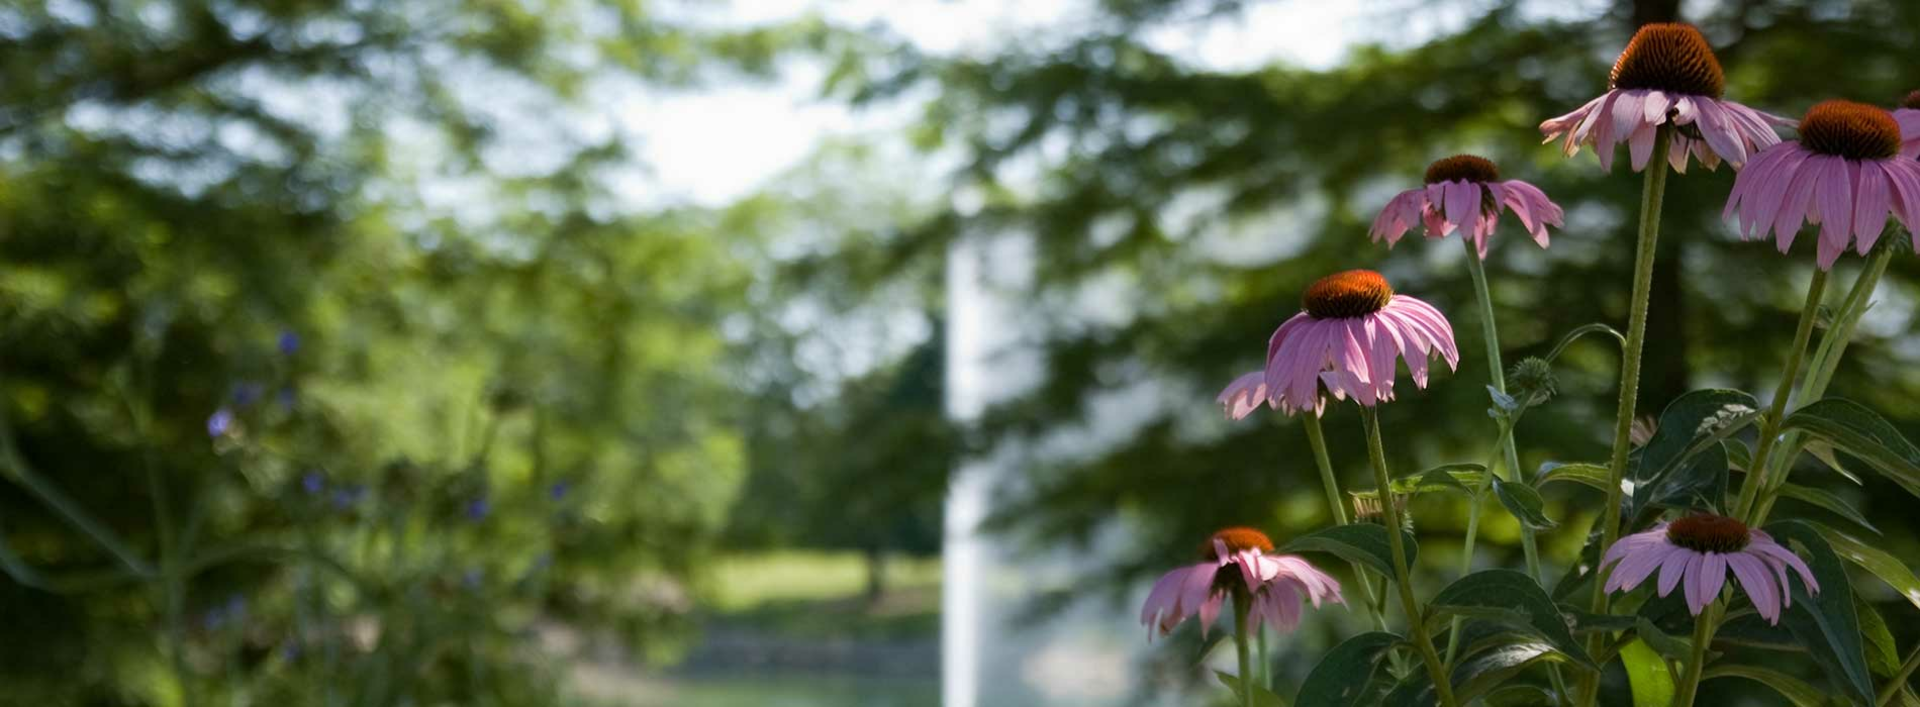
[0,1,832,703]
[816,0,1920,699]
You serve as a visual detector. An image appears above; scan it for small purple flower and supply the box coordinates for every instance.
[331,484,366,510]
[281,641,302,662]
[462,567,484,590]
[277,386,297,411]
[549,481,570,501]
[207,408,235,438]
[465,497,490,522]
[301,471,325,495]
[278,331,301,355]
[231,383,264,407]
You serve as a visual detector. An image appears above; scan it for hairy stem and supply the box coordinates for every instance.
[1581,124,1672,707]
[1671,602,1723,707]
[1462,238,1544,580]
[1362,407,1458,707]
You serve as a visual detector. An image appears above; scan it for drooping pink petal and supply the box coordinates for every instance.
[1748,534,1819,595]
[1657,547,1694,597]
[1607,543,1676,593]
[1141,566,1189,627]
[1726,552,1781,624]
[1853,160,1892,255]
[1749,147,1811,242]
[1682,553,1713,614]
[1693,98,1748,167]
[1774,154,1828,252]
[1814,158,1856,269]
[1197,592,1226,637]
[1217,370,1270,420]
[1627,122,1659,171]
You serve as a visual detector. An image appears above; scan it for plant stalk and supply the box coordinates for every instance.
[1462,238,1544,581]
[1580,124,1672,707]
[1752,247,1891,523]
[1362,407,1458,707]
[1235,594,1256,707]
[1671,602,1723,707]
[1878,643,1920,707]
[1732,268,1826,520]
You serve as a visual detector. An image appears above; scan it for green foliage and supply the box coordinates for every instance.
[1281,523,1417,579]
[1618,639,1676,707]
[1770,520,1875,704]
[0,0,826,702]
[1296,632,1400,707]
[1428,569,1593,669]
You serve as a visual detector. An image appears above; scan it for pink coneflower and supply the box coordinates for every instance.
[1216,370,1269,420]
[1723,100,1920,269]
[1600,515,1818,624]
[1139,528,1343,639]
[1369,155,1566,259]
[1895,91,1920,158]
[1540,23,1787,172]
[1263,270,1458,415]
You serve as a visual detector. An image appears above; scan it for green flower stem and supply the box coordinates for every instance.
[1234,594,1256,707]
[1581,123,1673,707]
[1876,643,1920,706]
[1444,425,1506,666]
[1753,247,1891,523]
[1257,625,1271,691]
[1461,237,1544,582]
[1362,406,1458,707]
[1301,414,1391,635]
[1732,268,1827,521]
[1671,601,1724,707]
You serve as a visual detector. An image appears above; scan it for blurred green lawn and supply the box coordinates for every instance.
[579,551,941,706]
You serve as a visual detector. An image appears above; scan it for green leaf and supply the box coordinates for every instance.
[1215,670,1285,707]
[1481,684,1558,707]
[1392,463,1488,496]
[1384,638,1576,707]
[1632,389,1756,515]
[1429,569,1595,669]
[1634,617,1696,662]
[1491,475,1557,530]
[1815,524,1920,612]
[1776,484,1880,536]
[1296,632,1399,707]
[1781,398,1920,498]
[1282,524,1418,579]
[1534,462,1611,493]
[1806,441,1868,485]
[1702,665,1835,707]
[1767,519,1874,704]
[1715,611,1803,652]
[1726,439,1754,472]
[1561,607,1636,635]
[1620,639,1676,707]
[1637,389,1761,484]
[1856,598,1899,678]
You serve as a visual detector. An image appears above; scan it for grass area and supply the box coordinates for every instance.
[703,550,942,640]
[598,674,939,707]
[707,550,942,611]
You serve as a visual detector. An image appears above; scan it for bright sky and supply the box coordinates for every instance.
[617,0,1606,207]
